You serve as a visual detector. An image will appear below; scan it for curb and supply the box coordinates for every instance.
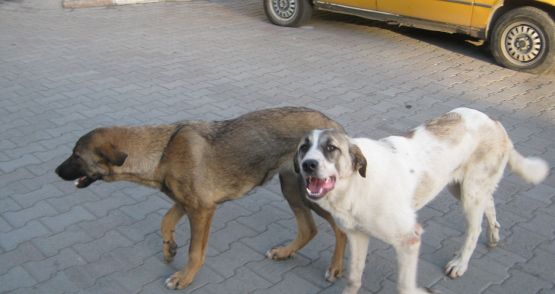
[62,0,180,9]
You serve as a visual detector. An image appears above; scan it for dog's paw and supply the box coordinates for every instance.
[164,271,192,290]
[444,256,468,279]
[163,240,178,263]
[265,247,294,260]
[325,266,342,282]
[487,222,500,248]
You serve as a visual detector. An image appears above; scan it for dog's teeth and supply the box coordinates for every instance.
[74,180,79,186]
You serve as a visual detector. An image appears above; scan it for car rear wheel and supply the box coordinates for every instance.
[264,0,312,27]
[490,6,554,74]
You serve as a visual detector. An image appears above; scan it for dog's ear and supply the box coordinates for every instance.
[96,144,128,166]
[349,144,367,178]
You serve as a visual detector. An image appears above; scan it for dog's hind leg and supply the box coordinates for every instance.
[165,206,216,290]
[266,171,317,260]
[445,181,496,278]
[310,204,347,282]
[449,182,500,247]
[484,196,500,248]
[161,204,186,263]
[445,155,505,279]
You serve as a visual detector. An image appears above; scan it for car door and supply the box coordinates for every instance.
[408,0,473,26]
[378,0,473,27]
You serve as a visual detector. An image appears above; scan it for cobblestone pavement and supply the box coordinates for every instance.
[1,0,554,293]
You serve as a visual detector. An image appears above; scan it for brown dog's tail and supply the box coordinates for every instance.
[508,149,549,184]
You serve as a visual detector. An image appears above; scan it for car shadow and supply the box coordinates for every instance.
[315,11,496,65]
[210,0,499,67]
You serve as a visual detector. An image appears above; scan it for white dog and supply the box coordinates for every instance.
[294,108,549,294]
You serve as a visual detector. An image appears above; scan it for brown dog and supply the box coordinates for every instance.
[55,107,347,289]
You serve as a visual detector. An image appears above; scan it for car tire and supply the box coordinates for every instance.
[490,6,554,74]
[264,0,312,27]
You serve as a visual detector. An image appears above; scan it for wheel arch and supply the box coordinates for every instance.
[486,0,555,40]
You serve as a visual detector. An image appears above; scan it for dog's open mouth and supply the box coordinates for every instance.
[74,176,96,188]
[305,176,336,199]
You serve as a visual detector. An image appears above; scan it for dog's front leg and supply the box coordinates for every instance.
[394,224,433,294]
[342,231,370,294]
[165,206,216,290]
[161,204,186,263]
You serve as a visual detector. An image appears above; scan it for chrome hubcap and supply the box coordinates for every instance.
[503,23,544,64]
[272,0,296,19]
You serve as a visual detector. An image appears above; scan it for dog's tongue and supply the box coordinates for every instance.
[307,177,335,195]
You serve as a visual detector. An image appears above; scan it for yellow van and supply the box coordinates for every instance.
[264,0,554,73]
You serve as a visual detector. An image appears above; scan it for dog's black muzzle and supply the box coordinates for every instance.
[55,156,83,181]
[55,156,98,188]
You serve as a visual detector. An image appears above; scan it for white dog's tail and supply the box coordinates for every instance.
[508,149,549,184]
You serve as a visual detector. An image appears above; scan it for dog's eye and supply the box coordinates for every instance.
[299,144,309,152]
[326,145,337,152]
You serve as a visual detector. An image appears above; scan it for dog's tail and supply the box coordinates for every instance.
[508,149,549,184]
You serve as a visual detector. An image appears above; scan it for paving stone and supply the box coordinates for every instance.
[0,195,22,214]
[78,209,136,239]
[0,216,12,233]
[502,225,547,260]
[113,255,197,293]
[76,276,129,294]
[83,191,136,217]
[519,213,555,239]
[236,205,292,233]
[0,168,34,192]
[210,201,255,231]
[252,271,322,294]
[4,200,58,228]
[209,220,258,253]
[207,241,265,278]
[0,266,37,293]
[11,184,65,208]
[246,245,311,284]
[0,242,45,276]
[420,219,463,250]
[117,211,162,242]
[191,267,271,294]
[518,249,555,282]
[118,194,170,221]
[23,247,86,283]
[0,154,43,173]
[435,265,501,294]
[486,269,553,294]
[33,225,92,257]
[41,205,96,233]
[73,230,134,262]
[47,189,101,213]
[521,183,555,205]
[0,220,51,251]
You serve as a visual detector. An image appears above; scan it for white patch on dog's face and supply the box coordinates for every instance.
[296,129,350,200]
